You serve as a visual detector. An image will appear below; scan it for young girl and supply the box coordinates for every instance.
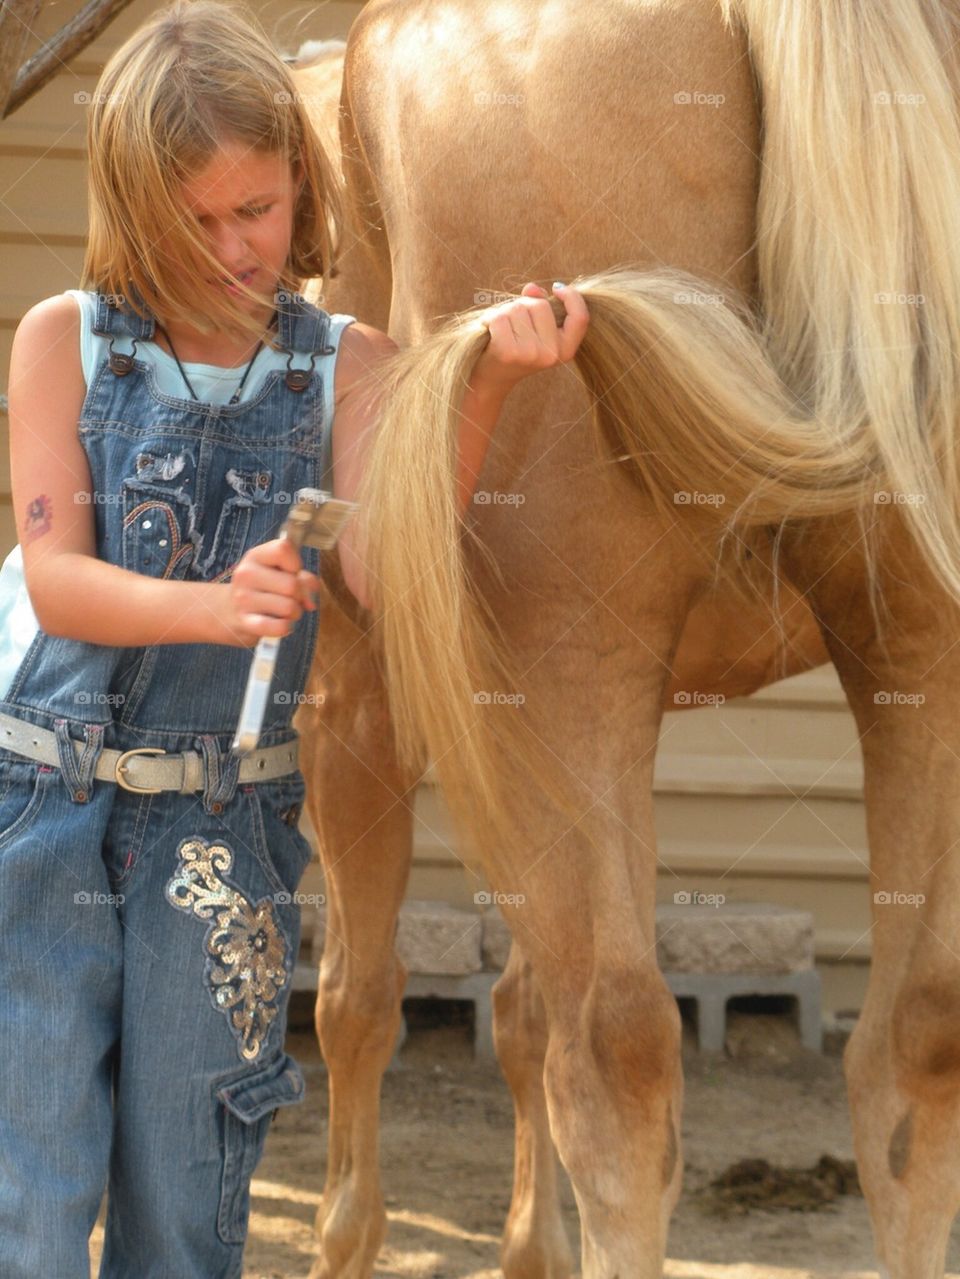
[0,0,587,1273]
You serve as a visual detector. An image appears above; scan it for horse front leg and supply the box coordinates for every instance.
[784,516,960,1278]
[493,940,575,1279]
[298,592,418,1279]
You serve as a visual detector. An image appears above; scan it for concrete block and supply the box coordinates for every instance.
[656,901,814,975]
[481,908,512,970]
[396,899,482,976]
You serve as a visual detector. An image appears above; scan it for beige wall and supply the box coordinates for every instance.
[0,1,870,1015]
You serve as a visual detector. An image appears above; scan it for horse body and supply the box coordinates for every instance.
[295,1,960,1274]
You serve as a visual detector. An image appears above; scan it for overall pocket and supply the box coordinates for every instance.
[0,760,55,852]
[201,467,273,582]
[215,1051,305,1245]
[242,774,314,902]
[121,452,197,580]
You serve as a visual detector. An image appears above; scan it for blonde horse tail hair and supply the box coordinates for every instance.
[720,0,960,602]
[357,267,876,837]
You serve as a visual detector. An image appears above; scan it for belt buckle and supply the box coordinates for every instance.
[115,746,167,793]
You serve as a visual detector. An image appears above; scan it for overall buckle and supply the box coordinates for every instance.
[115,746,167,793]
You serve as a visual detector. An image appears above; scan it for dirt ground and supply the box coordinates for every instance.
[89,1000,960,1278]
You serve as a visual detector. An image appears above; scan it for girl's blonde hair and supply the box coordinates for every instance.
[81,0,342,341]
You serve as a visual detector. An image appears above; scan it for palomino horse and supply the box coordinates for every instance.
[292,2,960,1275]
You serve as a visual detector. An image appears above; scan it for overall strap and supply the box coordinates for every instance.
[91,286,157,378]
[275,295,338,394]
[90,287,157,341]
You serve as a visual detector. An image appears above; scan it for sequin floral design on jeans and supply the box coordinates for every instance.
[164,835,289,1061]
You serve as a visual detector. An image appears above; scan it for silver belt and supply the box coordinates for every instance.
[0,710,299,795]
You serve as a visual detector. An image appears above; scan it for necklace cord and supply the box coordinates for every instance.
[155,310,277,405]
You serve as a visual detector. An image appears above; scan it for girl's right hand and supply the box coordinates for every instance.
[215,537,320,647]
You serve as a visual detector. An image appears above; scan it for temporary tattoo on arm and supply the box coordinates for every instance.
[24,494,52,543]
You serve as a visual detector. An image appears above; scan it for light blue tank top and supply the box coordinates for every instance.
[0,289,353,699]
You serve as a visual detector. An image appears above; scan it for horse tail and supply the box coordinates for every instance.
[719,0,960,600]
[357,267,875,832]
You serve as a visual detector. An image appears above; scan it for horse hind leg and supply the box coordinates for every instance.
[781,516,960,1277]
[493,940,575,1279]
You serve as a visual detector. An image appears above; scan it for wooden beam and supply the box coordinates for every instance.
[2,0,136,117]
[0,0,44,117]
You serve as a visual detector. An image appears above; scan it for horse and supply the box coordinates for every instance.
[291,2,960,1275]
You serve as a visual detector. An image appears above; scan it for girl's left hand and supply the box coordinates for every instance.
[471,282,590,392]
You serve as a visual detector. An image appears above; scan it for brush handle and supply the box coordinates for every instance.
[231,634,283,755]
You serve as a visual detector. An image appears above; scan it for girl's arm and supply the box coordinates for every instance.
[7,297,309,647]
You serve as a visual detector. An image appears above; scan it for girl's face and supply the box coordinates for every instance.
[178,137,303,310]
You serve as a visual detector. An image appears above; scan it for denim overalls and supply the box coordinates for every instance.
[0,290,348,1277]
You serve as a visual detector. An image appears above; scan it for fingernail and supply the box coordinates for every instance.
[553,281,566,291]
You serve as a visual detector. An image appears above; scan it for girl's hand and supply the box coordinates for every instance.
[216,536,320,647]
[471,281,590,393]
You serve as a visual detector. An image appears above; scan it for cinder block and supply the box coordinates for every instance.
[655,901,814,975]
[481,908,512,970]
[395,899,482,976]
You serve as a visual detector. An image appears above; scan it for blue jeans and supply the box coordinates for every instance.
[0,737,312,1277]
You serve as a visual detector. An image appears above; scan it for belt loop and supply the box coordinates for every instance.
[198,734,240,812]
[54,719,104,803]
